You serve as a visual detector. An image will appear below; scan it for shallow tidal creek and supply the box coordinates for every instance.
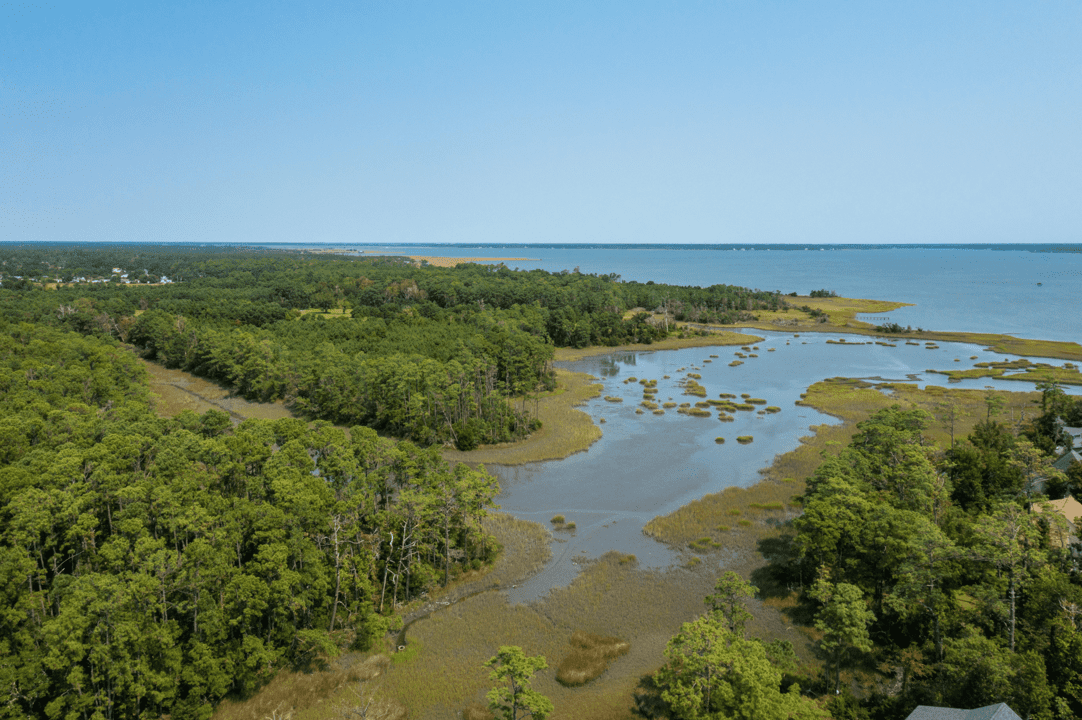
[494,332,1081,603]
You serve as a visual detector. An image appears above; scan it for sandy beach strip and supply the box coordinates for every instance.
[406,255,539,267]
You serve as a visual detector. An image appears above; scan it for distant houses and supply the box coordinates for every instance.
[1033,495,1082,549]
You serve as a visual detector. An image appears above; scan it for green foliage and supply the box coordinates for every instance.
[485,646,553,720]
[654,613,825,720]
[704,571,755,636]
[0,323,500,719]
[809,573,875,694]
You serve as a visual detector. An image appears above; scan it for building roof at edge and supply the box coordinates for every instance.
[904,703,1021,720]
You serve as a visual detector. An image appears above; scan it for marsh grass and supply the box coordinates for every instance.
[729,361,744,367]
[765,406,781,413]
[718,393,736,399]
[683,381,707,398]
[551,515,565,525]
[746,398,767,404]
[552,331,764,363]
[662,402,677,408]
[556,633,632,687]
[211,655,402,720]
[653,409,665,415]
[604,396,623,403]
[736,436,754,444]
[715,437,725,444]
[718,415,734,422]
[927,359,1082,386]
[443,369,602,466]
[462,704,493,720]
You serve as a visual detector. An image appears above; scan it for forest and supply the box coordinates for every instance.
[0,244,788,720]
[775,394,1082,718]
[3,243,1081,719]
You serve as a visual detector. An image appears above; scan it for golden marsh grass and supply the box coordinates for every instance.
[555,632,631,687]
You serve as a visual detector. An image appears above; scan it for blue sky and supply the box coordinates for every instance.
[2,1,1080,245]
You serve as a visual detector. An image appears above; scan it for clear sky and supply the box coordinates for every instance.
[2,1,1080,245]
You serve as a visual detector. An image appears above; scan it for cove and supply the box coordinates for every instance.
[493,332,1082,603]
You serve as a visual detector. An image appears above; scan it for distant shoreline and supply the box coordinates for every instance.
[406,255,540,267]
[302,247,540,266]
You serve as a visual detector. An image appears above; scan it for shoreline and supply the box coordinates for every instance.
[715,294,1082,362]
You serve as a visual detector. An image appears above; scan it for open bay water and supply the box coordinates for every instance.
[344,244,1082,344]
[497,333,1082,603]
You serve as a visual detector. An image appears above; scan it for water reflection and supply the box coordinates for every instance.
[494,333,1081,603]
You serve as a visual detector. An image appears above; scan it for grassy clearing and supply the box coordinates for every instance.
[556,632,631,687]
[296,307,352,319]
[211,655,404,720]
[443,369,603,466]
[140,357,295,422]
[553,330,764,362]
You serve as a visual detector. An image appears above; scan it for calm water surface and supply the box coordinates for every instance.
[497,333,1081,602]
